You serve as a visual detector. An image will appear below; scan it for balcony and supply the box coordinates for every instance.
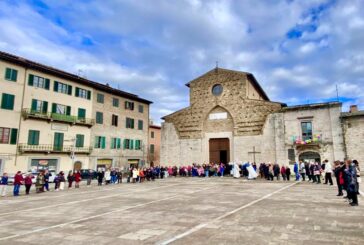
[22,109,95,127]
[291,135,322,148]
[18,144,92,154]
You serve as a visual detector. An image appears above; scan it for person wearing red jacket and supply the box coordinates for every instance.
[24,173,33,195]
[74,170,82,188]
[13,171,24,196]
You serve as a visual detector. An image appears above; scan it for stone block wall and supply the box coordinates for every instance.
[342,116,364,170]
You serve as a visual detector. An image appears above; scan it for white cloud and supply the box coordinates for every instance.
[0,0,363,124]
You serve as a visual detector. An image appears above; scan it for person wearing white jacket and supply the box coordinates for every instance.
[324,159,333,185]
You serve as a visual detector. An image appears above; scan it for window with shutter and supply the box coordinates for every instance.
[113,98,119,107]
[78,108,86,119]
[28,130,40,145]
[1,93,15,110]
[97,93,104,103]
[10,128,18,145]
[0,127,10,144]
[76,134,84,148]
[96,112,103,124]
[5,68,17,82]
[138,120,143,130]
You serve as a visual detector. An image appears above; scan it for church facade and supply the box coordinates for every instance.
[161,68,363,169]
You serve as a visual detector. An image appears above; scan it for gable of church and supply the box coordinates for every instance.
[163,68,283,139]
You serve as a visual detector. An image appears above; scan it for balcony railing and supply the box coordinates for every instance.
[22,109,95,127]
[291,134,322,145]
[18,144,93,154]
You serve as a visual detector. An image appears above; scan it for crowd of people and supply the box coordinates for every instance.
[0,160,360,207]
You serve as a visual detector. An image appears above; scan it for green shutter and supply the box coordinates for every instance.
[28,130,39,145]
[76,134,84,148]
[131,119,134,129]
[117,138,121,149]
[66,106,71,116]
[78,108,86,119]
[101,137,106,149]
[54,81,59,91]
[52,103,57,113]
[28,74,34,86]
[1,93,15,110]
[10,128,18,145]
[87,91,91,100]
[130,139,134,150]
[110,138,115,149]
[123,139,127,149]
[68,85,72,95]
[5,68,11,80]
[138,120,143,130]
[11,70,17,81]
[54,132,64,151]
[94,137,99,148]
[96,112,103,124]
[45,79,50,90]
[42,101,48,113]
[75,87,80,97]
[31,99,38,112]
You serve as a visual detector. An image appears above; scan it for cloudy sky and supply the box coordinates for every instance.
[1,0,363,124]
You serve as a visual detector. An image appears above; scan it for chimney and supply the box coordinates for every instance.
[349,105,358,113]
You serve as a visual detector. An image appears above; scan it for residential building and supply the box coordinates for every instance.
[0,51,151,175]
[91,88,150,170]
[148,124,161,166]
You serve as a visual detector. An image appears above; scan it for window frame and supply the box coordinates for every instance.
[0,127,10,144]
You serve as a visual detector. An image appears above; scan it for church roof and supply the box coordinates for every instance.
[281,102,342,111]
[185,67,270,101]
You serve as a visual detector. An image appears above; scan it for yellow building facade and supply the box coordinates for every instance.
[0,51,151,175]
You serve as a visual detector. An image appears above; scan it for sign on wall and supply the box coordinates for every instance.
[209,112,227,120]
[51,123,68,131]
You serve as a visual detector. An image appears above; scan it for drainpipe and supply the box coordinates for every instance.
[14,66,28,167]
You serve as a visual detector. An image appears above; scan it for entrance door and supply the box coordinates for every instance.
[299,151,321,163]
[53,132,64,151]
[209,138,230,164]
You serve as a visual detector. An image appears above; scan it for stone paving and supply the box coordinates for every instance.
[0,178,363,245]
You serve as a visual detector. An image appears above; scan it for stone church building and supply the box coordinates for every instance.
[161,68,364,169]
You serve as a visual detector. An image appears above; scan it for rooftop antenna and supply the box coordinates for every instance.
[336,84,339,102]
[215,61,219,73]
[77,69,83,77]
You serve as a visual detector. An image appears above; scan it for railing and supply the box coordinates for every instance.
[291,134,322,145]
[22,109,95,127]
[18,144,92,154]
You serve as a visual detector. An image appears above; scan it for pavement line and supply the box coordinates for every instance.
[0,179,209,216]
[157,182,297,245]
[0,185,215,241]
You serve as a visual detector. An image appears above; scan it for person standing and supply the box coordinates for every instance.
[333,161,344,196]
[345,160,359,206]
[74,170,81,188]
[59,171,65,190]
[97,170,104,186]
[43,170,52,191]
[87,170,93,186]
[13,171,24,196]
[67,171,74,188]
[323,159,333,185]
[219,163,225,177]
[0,173,9,197]
[353,160,361,195]
[132,168,139,183]
[54,174,60,191]
[35,171,45,193]
[286,166,291,181]
[313,162,322,184]
[293,162,300,181]
[281,165,286,181]
[299,161,306,181]
[24,173,33,195]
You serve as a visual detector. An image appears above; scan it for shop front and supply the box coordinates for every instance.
[30,159,59,175]
[97,159,113,171]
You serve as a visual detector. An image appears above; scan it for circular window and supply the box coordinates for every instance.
[212,84,223,96]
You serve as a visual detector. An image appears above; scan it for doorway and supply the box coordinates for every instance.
[299,151,321,163]
[209,138,230,164]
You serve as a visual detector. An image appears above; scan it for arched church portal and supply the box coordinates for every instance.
[299,151,321,163]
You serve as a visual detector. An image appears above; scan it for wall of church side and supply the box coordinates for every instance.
[233,135,263,163]
[328,106,346,161]
[342,116,364,170]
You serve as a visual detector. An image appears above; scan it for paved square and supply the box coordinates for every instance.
[0,178,363,245]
